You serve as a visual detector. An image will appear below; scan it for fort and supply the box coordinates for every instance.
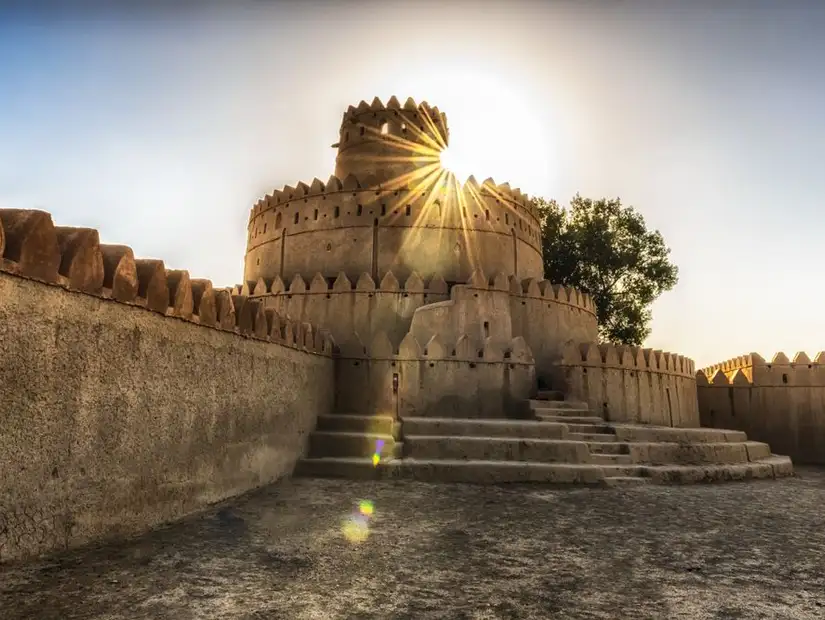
[0,97,795,564]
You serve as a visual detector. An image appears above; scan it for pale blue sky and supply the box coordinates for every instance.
[2,0,824,367]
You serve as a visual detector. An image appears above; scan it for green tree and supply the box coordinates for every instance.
[535,194,678,345]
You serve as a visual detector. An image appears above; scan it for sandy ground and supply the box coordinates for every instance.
[2,468,825,620]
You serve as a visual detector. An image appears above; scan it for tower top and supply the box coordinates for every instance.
[332,96,449,187]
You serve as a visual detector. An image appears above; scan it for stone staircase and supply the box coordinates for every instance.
[294,391,794,486]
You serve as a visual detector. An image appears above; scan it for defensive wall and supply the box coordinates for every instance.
[243,172,544,287]
[240,269,598,400]
[334,331,535,419]
[697,352,825,464]
[332,96,450,186]
[557,343,699,427]
[0,209,335,563]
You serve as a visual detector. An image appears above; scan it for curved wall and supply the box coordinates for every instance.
[244,176,544,287]
[332,96,449,187]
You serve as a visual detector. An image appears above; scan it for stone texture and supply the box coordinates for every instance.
[3,469,825,619]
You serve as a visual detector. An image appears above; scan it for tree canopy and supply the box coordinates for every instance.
[535,194,678,346]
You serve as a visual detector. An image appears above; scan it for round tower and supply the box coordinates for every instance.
[333,96,449,187]
[243,97,544,290]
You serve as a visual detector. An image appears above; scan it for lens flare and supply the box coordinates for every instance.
[342,499,376,543]
[372,439,385,467]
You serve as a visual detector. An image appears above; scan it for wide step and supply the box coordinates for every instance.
[308,431,398,459]
[402,417,569,440]
[296,457,607,485]
[569,432,617,442]
[537,415,606,424]
[404,435,592,463]
[316,414,398,437]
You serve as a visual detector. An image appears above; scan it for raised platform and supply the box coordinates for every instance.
[296,395,794,486]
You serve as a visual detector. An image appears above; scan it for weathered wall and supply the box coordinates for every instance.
[558,342,698,427]
[244,98,543,288]
[332,96,449,187]
[697,352,825,464]
[249,269,597,398]
[0,209,334,563]
[244,174,543,287]
[334,331,535,419]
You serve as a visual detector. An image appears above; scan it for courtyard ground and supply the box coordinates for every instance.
[2,468,825,620]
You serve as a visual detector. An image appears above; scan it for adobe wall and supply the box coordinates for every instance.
[0,209,334,563]
[243,174,543,287]
[334,331,535,419]
[246,269,597,396]
[332,96,450,187]
[558,342,698,427]
[697,352,825,464]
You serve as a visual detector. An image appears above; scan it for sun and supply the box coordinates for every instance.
[438,147,475,184]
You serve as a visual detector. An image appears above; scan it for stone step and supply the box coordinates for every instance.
[401,417,569,440]
[611,424,749,444]
[600,464,648,477]
[535,390,564,401]
[566,423,614,434]
[643,455,794,484]
[529,399,590,411]
[308,431,397,459]
[294,455,795,486]
[590,453,633,465]
[294,457,606,485]
[535,414,606,425]
[587,441,630,455]
[569,432,617,442]
[315,414,398,437]
[602,476,652,488]
[531,407,595,418]
[403,435,592,463]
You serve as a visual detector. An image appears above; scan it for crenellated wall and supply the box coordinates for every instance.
[558,342,698,427]
[243,268,597,395]
[333,330,535,419]
[697,352,825,464]
[332,96,449,187]
[243,172,543,287]
[0,209,335,563]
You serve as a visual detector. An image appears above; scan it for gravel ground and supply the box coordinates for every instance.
[2,468,825,620]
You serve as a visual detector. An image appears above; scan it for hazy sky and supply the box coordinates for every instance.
[2,0,824,367]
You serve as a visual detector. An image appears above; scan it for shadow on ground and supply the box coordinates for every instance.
[3,468,825,619]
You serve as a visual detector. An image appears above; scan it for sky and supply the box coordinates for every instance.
[1,0,824,367]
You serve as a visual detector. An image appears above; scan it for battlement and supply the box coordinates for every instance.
[560,342,695,378]
[335,330,534,365]
[557,342,698,427]
[698,351,825,386]
[235,268,595,317]
[248,172,538,224]
[337,96,449,149]
[0,209,333,356]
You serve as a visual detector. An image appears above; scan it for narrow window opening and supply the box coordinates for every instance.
[483,321,490,337]
[263,223,267,233]
[381,204,386,215]
[505,213,509,225]
[360,126,365,136]
[380,122,389,135]
[275,213,281,227]
[405,205,411,216]
[782,373,789,384]
[401,122,407,133]
[293,212,299,224]
[357,204,363,216]
[485,210,490,221]
[334,206,340,218]
[314,209,318,220]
